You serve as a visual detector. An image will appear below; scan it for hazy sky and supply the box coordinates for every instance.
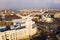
[0,0,60,10]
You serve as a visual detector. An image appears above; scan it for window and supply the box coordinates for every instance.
[20,26,26,29]
[16,26,26,29]
[19,22,26,29]
[13,22,26,30]
[14,25,18,27]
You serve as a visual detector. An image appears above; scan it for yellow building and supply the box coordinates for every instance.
[54,12,60,18]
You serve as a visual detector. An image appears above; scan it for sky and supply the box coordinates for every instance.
[0,0,60,10]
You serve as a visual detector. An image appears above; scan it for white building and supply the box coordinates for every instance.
[0,16,37,40]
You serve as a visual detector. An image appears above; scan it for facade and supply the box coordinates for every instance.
[0,16,37,40]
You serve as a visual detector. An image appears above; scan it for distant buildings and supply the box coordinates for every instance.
[0,10,14,15]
